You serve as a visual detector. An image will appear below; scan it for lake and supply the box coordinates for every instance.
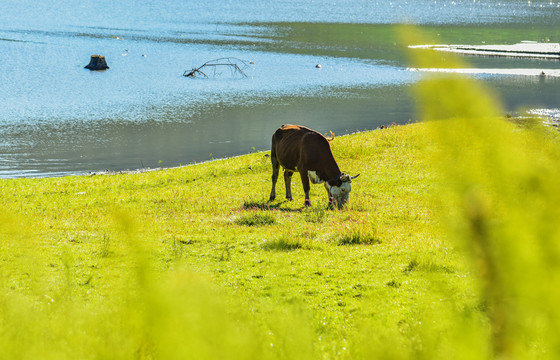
[1,0,559,178]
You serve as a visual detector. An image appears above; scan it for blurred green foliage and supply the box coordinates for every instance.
[406,25,560,359]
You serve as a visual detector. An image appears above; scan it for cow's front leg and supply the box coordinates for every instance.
[284,170,294,200]
[299,170,312,206]
[324,183,335,208]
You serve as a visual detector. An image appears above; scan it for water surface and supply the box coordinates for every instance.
[1,0,559,177]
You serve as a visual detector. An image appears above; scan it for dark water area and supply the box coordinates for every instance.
[1,0,560,178]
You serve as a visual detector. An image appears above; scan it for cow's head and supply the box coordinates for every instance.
[328,173,360,209]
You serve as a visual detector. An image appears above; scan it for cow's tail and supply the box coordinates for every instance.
[326,131,335,142]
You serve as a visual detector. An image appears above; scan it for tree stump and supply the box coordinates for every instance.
[84,55,109,70]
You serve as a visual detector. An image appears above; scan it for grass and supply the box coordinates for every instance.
[260,236,313,251]
[332,221,380,246]
[2,28,560,359]
[234,212,276,226]
[0,122,449,359]
[2,113,560,359]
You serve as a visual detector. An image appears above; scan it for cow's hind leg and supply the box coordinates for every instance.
[299,170,312,206]
[284,170,294,200]
[269,153,280,201]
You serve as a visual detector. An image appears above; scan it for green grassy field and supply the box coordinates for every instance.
[3,116,559,359]
[2,39,560,358]
[1,122,453,358]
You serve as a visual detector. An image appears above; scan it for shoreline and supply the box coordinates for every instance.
[85,150,271,177]
[84,130,366,178]
[409,42,560,60]
[2,115,558,180]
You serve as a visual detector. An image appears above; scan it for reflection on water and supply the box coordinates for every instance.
[1,85,414,177]
[1,0,560,177]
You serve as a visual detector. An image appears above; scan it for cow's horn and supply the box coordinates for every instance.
[341,174,359,182]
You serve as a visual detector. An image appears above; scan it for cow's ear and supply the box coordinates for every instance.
[341,174,351,182]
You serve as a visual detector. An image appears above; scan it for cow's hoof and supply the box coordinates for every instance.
[286,197,293,201]
[304,199,312,206]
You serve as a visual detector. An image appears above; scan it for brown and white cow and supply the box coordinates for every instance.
[268,124,359,209]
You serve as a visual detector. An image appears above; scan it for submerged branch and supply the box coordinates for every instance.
[183,57,249,78]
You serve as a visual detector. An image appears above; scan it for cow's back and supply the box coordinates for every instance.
[271,124,331,171]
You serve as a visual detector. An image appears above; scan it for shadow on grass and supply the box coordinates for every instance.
[242,199,310,213]
[242,199,283,210]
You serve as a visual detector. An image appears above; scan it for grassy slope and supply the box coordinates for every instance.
[0,124,476,359]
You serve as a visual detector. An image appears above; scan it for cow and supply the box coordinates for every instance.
[268,124,359,209]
